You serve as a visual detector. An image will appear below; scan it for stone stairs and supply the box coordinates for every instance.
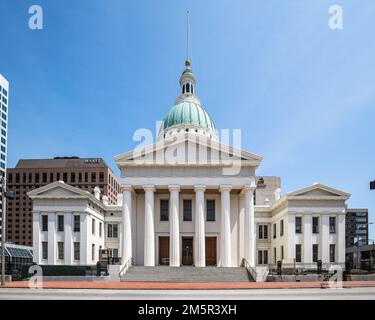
[120,266,254,282]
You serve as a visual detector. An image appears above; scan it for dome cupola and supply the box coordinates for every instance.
[158,59,218,141]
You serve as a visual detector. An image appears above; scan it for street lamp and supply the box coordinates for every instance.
[1,175,15,286]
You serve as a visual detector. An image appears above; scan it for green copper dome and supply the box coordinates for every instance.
[163,101,216,130]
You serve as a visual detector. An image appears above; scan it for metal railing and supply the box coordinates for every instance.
[241,258,257,281]
[119,257,134,277]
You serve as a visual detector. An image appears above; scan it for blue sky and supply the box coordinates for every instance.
[1,1,374,238]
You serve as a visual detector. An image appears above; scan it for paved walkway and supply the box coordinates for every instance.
[2,281,375,290]
[2,287,375,300]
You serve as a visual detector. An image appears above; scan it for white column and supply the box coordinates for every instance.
[122,185,133,264]
[64,213,73,265]
[220,185,232,267]
[303,214,312,264]
[143,185,156,266]
[32,212,40,264]
[321,215,329,263]
[337,214,346,265]
[80,213,90,265]
[238,195,245,264]
[169,185,180,267]
[287,214,296,264]
[48,213,56,265]
[243,185,255,266]
[194,185,206,267]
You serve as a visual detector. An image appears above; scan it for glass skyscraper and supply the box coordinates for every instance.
[0,74,9,242]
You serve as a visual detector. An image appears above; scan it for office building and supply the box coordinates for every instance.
[346,209,369,248]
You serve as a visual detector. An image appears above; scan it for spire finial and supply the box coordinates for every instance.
[186,10,190,67]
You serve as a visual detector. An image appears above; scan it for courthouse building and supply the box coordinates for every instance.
[28,59,350,274]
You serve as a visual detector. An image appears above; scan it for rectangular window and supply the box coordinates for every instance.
[296,244,302,263]
[92,244,95,261]
[91,172,96,182]
[313,244,319,262]
[273,247,277,263]
[329,244,336,263]
[280,220,284,237]
[312,217,319,234]
[99,222,102,237]
[42,242,48,260]
[57,215,64,232]
[263,250,268,264]
[258,250,263,265]
[35,173,39,183]
[206,200,216,221]
[58,242,64,260]
[71,172,76,183]
[99,172,104,183]
[160,199,169,221]
[42,172,47,183]
[42,215,48,231]
[183,199,192,221]
[92,218,95,235]
[78,172,82,183]
[273,223,276,239]
[329,217,336,234]
[74,215,80,232]
[74,242,80,260]
[281,245,284,260]
[295,216,302,234]
[56,172,60,181]
[107,224,118,238]
[258,250,268,265]
[63,172,68,182]
[258,225,268,239]
[85,172,88,182]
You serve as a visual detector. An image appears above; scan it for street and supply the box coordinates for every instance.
[0,287,375,300]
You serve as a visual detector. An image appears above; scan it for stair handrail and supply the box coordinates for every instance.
[241,258,257,281]
[119,257,134,276]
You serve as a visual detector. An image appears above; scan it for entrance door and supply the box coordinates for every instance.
[182,237,194,265]
[205,237,217,266]
[159,236,170,265]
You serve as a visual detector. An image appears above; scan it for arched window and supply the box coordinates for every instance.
[182,84,185,94]
[191,85,194,94]
[186,83,190,93]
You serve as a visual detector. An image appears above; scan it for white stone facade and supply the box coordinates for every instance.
[27,60,351,274]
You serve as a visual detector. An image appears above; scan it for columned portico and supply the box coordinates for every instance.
[122,185,133,264]
[143,185,156,266]
[168,185,180,266]
[194,185,206,267]
[243,185,256,266]
[220,185,232,267]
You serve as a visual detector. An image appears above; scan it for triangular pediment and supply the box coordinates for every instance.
[27,181,90,198]
[114,134,262,167]
[287,183,350,198]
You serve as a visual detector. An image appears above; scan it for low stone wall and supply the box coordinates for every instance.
[345,274,375,281]
[267,275,321,282]
[36,275,111,282]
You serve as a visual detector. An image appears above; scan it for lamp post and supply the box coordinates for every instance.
[1,175,15,286]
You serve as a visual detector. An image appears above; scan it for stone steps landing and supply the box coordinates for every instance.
[121,266,253,282]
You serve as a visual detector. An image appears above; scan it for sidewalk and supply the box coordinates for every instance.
[2,281,375,290]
